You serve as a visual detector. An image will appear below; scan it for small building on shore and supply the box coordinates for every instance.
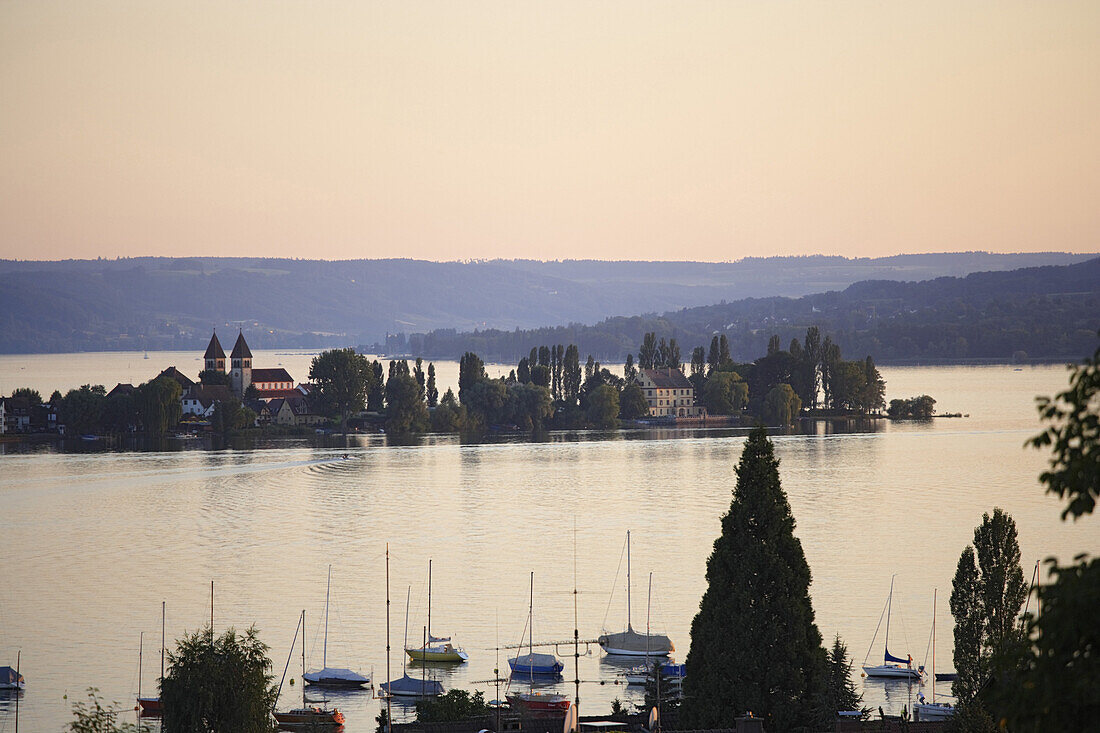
[635,368,706,418]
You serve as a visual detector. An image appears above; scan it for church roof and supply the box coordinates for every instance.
[230,331,252,359]
[204,332,226,360]
[157,366,195,388]
[252,368,293,383]
[638,368,694,389]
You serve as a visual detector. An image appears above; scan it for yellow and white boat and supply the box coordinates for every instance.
[406,637,469,663]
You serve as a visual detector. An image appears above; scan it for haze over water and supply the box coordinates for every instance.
[1,361,1095,731]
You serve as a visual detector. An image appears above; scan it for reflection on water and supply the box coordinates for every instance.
[0,365,1094,731]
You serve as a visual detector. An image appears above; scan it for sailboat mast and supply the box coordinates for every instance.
[885,575,894,654]
[301,610,307,709]
[138,631,143,701]
[160,601,165,683]
[403,587,411,673]
[932,588,937,704]
[646,573,652,661]
[324,565,331,669]
[385,544,392,733]
[427,560,432,642]
[573,520,580,709]
[626,530,632,630]
[529,571,535,658]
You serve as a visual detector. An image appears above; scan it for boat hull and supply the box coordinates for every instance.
[915,703,955,721]
[507,692,571,714]
[137,697,162,715]
[600,645,671,657]
[303,677,369,689]
[862,664,921,679]
[406,648,468,663]
[274,707,346,728]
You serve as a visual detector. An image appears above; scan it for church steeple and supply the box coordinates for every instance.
[203,330,226,373]
[229,330,253,396]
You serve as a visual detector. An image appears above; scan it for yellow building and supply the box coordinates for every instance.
[635,368,706,418]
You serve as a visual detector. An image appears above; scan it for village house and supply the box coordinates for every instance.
[0,398,6,434]
[181,384,235,417]
[1,396,33,433]
[635,368,707,418]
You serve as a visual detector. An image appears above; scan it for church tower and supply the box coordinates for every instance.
[203,330,226,373]
[229,330,253,397]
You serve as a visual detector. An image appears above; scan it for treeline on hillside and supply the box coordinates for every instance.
[402,258,1100,363]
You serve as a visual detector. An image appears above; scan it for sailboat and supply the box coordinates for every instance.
[137,601,165,715]
[598,531,674,657]
[380,578,443,698]
[0,652,23,691]
[506,571,569,713]
[862,576,921,679]
[304,566,370,688]
[508,572,565,679]
[405,560,468,664]
[273,609,346,729]
[624,573,684,686]
[914,589,955,721]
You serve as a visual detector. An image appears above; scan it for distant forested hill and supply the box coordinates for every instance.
[408,258,1100,363]
[0,252,1094,354]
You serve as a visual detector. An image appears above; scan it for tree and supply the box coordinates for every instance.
[425,363,438,408]
[503,382,553,432]
[682,428,826,732]
[198,370,230,386]
[667,337,681,371]
[136,376,182,435]
[619,383,650,420]
[517,357,532,384]
[624,353,637,382]
[309,348,374,434]
[367,360,385,412]
[211,398,255,435]
[586,384,620,429]
[69,688,149,732]
[458,352,486,401]
[413,358,426,402]
[887,395,936,419]
[431,388,465,433]
[701,371,748,415]
[950,509,1027,705]
[60,384,107,435]
[415,689,491,723]
[761,384,802,426]
[462,378,507,431]
[817,636,867,720]
[707,336,720,374]
[563,345,582,402]
[530,364,551,388]
[639,332,658,370]
[987,336,1100,730]
[1029,332,1100,518]
[11,386,42,406]
[385,372,430,434]
[160,626,276,733]
[767,334,781,355]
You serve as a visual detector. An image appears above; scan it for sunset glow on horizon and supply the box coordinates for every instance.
[2,1,1098,262]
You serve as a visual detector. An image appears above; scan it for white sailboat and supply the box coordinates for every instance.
[914,589,955,721]
[304,565,370,688]
[862,576,921,679]
[599,531,673,657]
[273,609,346,729]
[405,560,468,664]
[508,572,565,679]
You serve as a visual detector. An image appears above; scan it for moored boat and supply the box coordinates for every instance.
[914,589,955,722]
[0,665,24,691]
[274,609,346,730]
[506,690,571,714]
[379,672,444,698]
[404,560,469,664]
[598,532,674,657]
[862,576,921,680]
[136,601,166,716]
[305,566,370,689]
[508,572,564,680]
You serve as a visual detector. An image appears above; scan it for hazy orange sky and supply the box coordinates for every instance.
[2,1,1098,262]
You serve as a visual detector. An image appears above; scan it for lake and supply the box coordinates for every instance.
[0,356,1095,731]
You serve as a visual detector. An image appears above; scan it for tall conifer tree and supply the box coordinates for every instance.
[682,428,826,732]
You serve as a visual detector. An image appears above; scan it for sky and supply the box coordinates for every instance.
[1,1,1098,262]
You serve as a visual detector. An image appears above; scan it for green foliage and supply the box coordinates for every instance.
[160,626,276,733]
[244,384,259,400]
[638,332,658,370]
[816,635,867,719]
[11,386,42,406]
[987,557,1100,731]
[701,371,749,415]
[69,687,150,732]
[586,384,620,429]
[619,383,650,420]
[385,372,430,434]
[503,382,553,432]
[888,395,937,419]
[211,398,255,435]
[135,376,182,435]
[309,348,375,428]
[762,384,802,425]
[414,688,491,723]
[458,352,486,400]
[682,428,826,732]
[462,378,507,431]
[431,388,466,432]
[198,369,230,386]
[950,509,1027,704]
[1028,332,1100,519]
[426,363,438,407]
[60,384,107,434]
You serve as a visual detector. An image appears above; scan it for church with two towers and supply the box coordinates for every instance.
[202,330,295,399]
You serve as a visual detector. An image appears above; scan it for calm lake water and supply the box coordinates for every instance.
[0,356,1096,731]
